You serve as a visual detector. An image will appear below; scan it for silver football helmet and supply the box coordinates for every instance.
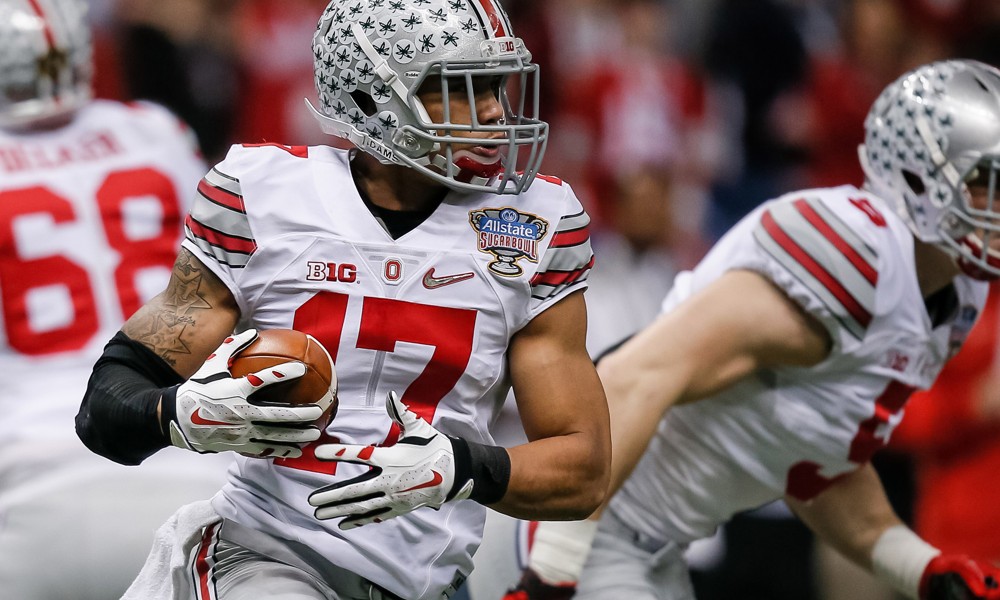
[308,0,548,194]
[860,59,1000,279]
[0,0,93,129]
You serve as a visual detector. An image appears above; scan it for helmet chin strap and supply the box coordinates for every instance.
[304,98,399,165]
[351,23,411,102]
[915,116,963,189]
[307,23,445,166]
[913,115,1000,278]
[350,22,438,162]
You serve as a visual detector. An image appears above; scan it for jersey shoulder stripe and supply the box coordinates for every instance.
[548,213,591,248]
[529,259,595,301]
[197,170,245,213]
[795,198,878,285]
[530,209,594,300]
[753,196,879,340]
[184,167,256,268]
[185,216,256,254]
[531,255,596,288]
[554,209,590,233]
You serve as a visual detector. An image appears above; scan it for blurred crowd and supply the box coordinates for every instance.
[82,0,1000,598]
[87,0,1000,270]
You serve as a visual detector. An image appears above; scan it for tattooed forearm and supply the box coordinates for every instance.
[123,248,233,368]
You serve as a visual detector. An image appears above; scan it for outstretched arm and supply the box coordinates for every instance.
[507,269,832,596]
[786,463,904,571]
[789,464,1000,600]
[599,269,831,506]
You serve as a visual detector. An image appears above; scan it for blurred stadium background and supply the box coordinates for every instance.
[82,1,1000,598]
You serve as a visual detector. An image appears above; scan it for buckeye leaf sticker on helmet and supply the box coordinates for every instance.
[306,0,548,195]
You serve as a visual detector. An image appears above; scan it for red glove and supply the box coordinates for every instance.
[920,554,1000,600]
[502,568,577,600]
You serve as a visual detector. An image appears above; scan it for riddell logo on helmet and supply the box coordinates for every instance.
[307,261,358,283]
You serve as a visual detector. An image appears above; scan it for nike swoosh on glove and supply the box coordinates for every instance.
[169,329,324,458]
[921,554,1000,600]
[308,391,473,529]
[503,568,577,600]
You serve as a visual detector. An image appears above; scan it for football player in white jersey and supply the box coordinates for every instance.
[0,0,233,598]
[505,59,1000,600]
[75,0,611,599]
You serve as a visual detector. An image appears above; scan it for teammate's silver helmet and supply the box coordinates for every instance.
[860,59,1000,279]
[0,0,93,129]
[308,0,548,194]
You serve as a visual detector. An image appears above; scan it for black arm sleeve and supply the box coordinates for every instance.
[448,436,511,505]
[75,332,183,466]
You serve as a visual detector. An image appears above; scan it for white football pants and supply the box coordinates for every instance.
[575,509,696,600]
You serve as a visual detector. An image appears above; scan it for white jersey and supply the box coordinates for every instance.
[0,100,235,599]
[182,144,594,600]
[611,185,988,546]
[0,100,206,446]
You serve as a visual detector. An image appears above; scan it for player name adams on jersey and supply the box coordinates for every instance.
[609,184,987,548]
[181,143,594,600]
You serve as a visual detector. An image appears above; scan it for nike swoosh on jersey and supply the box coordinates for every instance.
[401,470,444,492]
[423,268,474,289]
[190,409,231,426]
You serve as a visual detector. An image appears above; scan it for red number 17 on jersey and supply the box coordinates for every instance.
[275,291,478,475]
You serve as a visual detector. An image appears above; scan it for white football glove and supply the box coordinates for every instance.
[308,391,473,529]
[168,329,324,458]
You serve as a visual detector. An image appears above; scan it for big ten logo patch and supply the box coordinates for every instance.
[307,261,358,283]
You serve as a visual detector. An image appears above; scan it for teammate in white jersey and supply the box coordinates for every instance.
[75,1,611,599]
[0,1,233,598]
[505,60,1000,600]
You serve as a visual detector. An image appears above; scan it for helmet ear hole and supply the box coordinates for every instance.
[350,91,377,117]
[903,170,926,196]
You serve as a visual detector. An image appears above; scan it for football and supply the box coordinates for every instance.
[229,329,338,428]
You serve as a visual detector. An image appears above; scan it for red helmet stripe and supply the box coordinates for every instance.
[473,0,510,38]
[25,0,58,48]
